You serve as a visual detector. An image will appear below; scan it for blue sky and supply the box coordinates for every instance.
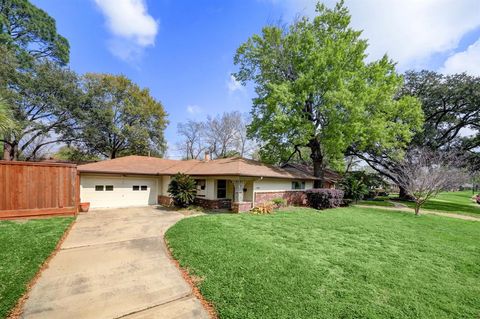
[32,0,480,158]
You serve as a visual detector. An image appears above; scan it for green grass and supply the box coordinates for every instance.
[357,199,396,207]
[397,191,480,216]
[166,207,480,319]
[358,191,480,216]
[0,217,73,318]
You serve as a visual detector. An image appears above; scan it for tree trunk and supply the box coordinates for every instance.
[3,141,17,161]
[399,186,410,200]
[308,138,324,188]
[414,203,420,216]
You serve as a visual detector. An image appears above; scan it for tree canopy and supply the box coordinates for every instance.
[1,60,82,160]
[355,70,480,195]
[75,73,168,159]
[234,1,423,184]
[0,0,69,66]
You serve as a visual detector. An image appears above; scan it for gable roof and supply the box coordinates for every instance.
[78,155,319,180]
[281,163,342,182]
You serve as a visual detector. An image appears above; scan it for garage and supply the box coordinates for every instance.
[80,175,158,208]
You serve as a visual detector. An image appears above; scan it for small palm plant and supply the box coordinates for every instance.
[168,173,197,207]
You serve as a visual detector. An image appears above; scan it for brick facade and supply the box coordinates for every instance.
[157,195,173,206]
[232,202,252,213]
[194,197,232,209]
[254,191,308,206]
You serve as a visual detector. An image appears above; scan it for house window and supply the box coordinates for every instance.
[133,185,140,191]
[95,185,104,191]
[195,179,206,197]
[141,185,148,191]
[292,181,305,190]
[105,185,114,191]
[217,180,227,198]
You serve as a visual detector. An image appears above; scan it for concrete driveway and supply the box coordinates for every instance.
[21,207,209,319]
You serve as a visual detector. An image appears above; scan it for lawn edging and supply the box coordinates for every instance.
[163,234,218,319]
[6,218,76,319]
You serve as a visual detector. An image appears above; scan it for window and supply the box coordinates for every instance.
[195,179,206,197]
[217,179,227,198]
[195,179,206,190]
[105,185,114,191]
[291,181,305,190]
[133,185,140,191]
[141,185,148,191]
[95,185,104,191]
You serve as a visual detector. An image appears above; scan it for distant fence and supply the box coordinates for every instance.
[0,161,79,219]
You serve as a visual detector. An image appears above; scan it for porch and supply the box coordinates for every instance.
[193,177,254,212]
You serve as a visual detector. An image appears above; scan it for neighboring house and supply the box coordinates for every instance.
[281,163,341,189]
[78,154,322,212]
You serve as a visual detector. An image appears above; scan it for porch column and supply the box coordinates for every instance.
[232,180,245,202]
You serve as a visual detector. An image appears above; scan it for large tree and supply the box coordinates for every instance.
[0,97,15,135]
[234,1,423,185]
[76,74,168,159]
[1,0,71,159]
[1,60,83,160]
[355,70,480,196]
[0,0,69,66]
[176,111,255,159]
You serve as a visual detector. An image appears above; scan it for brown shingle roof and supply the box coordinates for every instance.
[281,163,342,182]
[78,155,318,180]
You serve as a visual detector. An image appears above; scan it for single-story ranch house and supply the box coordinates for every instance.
[78,154,341,212]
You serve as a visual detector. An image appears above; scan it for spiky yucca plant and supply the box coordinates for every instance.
[168,173,197,207]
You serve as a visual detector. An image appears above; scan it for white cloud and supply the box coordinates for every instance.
[441,38,480,75]
[269,0,480,69]
[227,74,243,93]
[94,0,158,61]
[186,105,202,115]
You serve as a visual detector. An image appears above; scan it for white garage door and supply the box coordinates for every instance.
[80,175,158,208]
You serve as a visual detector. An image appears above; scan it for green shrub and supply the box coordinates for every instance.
[168,173,197,207]
[272,197,287,208]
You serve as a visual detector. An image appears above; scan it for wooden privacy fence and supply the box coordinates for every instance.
[0,161,79,219]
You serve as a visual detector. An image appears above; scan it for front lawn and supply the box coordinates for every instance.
[358,191,480,216]
[166,207,480,319]
[357,199,396,207]
[397,190,480,216]
[0,217,73,319]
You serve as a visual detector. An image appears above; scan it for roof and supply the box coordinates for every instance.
[281,163,342,182]
[78,155,319,180]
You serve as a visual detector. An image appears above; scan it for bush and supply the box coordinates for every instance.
[341,177,368,202]
[251,202,274,214]
[168,173,197,207]
[306,189,344,210]
[272,197,287,208]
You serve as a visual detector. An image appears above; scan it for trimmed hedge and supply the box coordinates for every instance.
[306,189,345,210]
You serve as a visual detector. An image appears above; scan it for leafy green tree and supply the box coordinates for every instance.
[168,173,197,207]
[0,97,15,135]
[76,74,168,159]
[354,70,480,197]
[53,146,99,163]
[0,0,69,66]
[234,1,423,186]
[1,0,70,159]
[2,61,83,160]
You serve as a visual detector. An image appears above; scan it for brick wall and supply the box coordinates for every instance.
[158,195,173,206]
[194,197,232,209]
[232,202,252,213]
[254,191,308,206]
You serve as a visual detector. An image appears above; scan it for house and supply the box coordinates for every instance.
[78,154,326,212]
[281,163,342,189]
